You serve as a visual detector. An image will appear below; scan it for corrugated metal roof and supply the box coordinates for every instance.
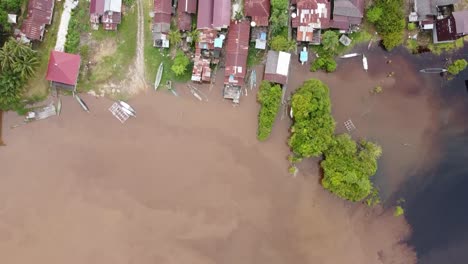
[178,0,197,14]
[20,19,44,40]
[177,12,192,31]
[224,20,250,86]
[212,0,230,29]
[245,0,270,26]
[197,0,213,29]
[264,50,290,85]
[21,0,54,41]
[46,51,81,86]
[333,0,363,18]
[154,0,172,14]
[453,11,468,35]
[292,0,330,41]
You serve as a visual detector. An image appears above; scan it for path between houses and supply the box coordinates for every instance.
[55,0,79,51]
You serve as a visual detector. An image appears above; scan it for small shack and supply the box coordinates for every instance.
[90,0,123,30]
[264,50,291,86]
[46,51,81,91]
[20,0,55,41]
[153,0,172,48]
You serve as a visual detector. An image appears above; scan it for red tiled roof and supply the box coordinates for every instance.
[154,0,172,14]
[178,0,197,14]
[197,0,213,29]
[46,51,81,86]
[245,0,270,27]
[224,20,250,86]
[212,0,230,29]
[177,12,192,31]
[20,19,44,41]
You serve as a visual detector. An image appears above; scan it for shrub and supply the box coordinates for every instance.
[270,35,296,52]
[289,79,335,157]
[366,6,383,23]
[321,31,339,54]
[257,81,282,141]
[394,206,404,216]
[370,0,405,50]
[407,22,417,31]
[171,51,190,76]
[447,59,468,75]
[311,57,337,73]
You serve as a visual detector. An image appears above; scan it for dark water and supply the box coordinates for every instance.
[393,48,468,263]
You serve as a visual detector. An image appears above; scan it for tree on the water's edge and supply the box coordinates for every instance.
[0,38,39,146]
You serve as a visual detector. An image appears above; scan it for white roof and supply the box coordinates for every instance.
[105,0,122,13]
[277,52,291,76]
[8,14,17,23]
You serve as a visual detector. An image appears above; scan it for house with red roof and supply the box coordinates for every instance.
[329,0,364,30]
[245,0,270,27]
[264,50,291,86]
[177,0,197,31]
[196,0,230,30]
[90,0,122,30]
[153,0,172,48]
[20,0,55,41]
[46,51,81,91]
[291,0,330,43]
[223,20,250,104]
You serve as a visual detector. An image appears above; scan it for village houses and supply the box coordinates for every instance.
[89,0,123,31]
[152,0,172,48]
[20,0,55,41]
[245,0,270,50]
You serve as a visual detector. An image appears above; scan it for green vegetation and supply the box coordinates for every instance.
[289,79,335,157]
[171,51,190,76]
[321,31,339,54]
[65,7,90,54]
[367,0,405,50]
[122,0,135,6]
[270,0,289,35]
[321,135,382,202]
[311,57,337,73]
[288,166,297,175]
[407,22,417,31]
[372,86,383,94]
[0,0,22,32]
[168,29,182,49]
[447,59,468,75]
[270,35,296,52]
[405,39,418,54]
[247,43,265,67]
[257,81,282,141]
[428,38,464,55]
[365,188,381,207]
[394,206,404,216]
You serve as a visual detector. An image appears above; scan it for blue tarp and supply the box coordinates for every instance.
[300,51,308,62]
[214,38,223,48]
[260,32,267,40]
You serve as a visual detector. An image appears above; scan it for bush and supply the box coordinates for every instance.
[366,6,383,23]
[257,81,282,141]
[394,206,404,216]
[289,79,335,157]
[270,0,289,35]
[321,134,382,202]
[370,0,405,50]
[321,31,339,54]
[171,51,190,76]
[382,32,404,51]
[447,59,468,75]
[407,22,417,31]
[311,57,337,73]
[270,35,296,52]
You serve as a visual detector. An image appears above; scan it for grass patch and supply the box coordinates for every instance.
[24,1,64,100]
[428,38,464,55]
[405,39,418,54]
[79,5,138,91]
[247,42,265,67]
[310,29,372,57]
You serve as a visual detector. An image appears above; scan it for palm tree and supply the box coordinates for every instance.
[13,54,39,80]
[187,29,200,44]
[168,29,182,48]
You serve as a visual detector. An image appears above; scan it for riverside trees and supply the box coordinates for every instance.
[289,79,382,202]
[367,0,405,51]
[257,81,282,141]
[0,38,39,145]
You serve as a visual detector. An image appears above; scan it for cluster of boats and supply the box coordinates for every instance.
[340,53,368,72]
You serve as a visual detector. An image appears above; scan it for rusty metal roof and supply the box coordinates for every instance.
[178,0,197,14]
[224,20,250,86]
[245,0,270,26]
[197,0,213,29]
[212,0,230,29]
[292,0,330,41]
[21,0,54,40]
[154,0,172,14]
[264,50,290,85]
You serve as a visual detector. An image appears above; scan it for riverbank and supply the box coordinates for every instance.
[0,61,417,263]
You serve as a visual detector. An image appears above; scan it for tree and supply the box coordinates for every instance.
[270,35,296,52]
[321,31,339,54]
[310,57,336,73]
[369,0,405,50]
[187,29,200,44]
[394,206,404,216]
[381,32,404,51]
[0,39,38,146]
[257,81,282,141]
[171,51,190,76]
[168,29,182,48]
[289,79,336,157]
[321,134,382,202]
[366,6,383,23]
[447,59,468,75]
[270,0,289,35]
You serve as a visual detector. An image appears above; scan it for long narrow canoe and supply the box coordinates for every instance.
[75,95,89,113]
[154,63,163,90]
[362,54,368,72]
[340,53,360,59]
[118,101,136,116]
[420,68,448,73]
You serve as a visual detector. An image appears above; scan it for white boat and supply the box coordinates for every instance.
[56,98,62,116]
[154,63,163,90]
[362,54,368,72]
[419,68,448,74]
[289,107,293,119]
[75,95,89,112]
[340,53,360,59]
[118,100,136,116]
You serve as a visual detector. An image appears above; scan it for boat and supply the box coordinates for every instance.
[362,54,368,72]
[367,39,373,50]
[75,94,89,112]
[25,103,56,122]
[56,98,62,116]
[118,100,136,116]
[289,107,293,119]
[154,63,163,90]
[250,69,257,90]
[419,68,448,74]
[166,81,178,96]
[340,53,360,59]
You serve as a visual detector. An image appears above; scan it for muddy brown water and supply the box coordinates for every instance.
[1,44,457,264]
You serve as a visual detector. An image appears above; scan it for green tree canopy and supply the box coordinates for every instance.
[270,35,296,52]
[0,38,39,80]
[168,29,182,48]
[171,51,190,76]
[257,81,282,141]
[369,0,405,50]
[321,134,382,202]
[366,6,383,23]
[321,31,339,54]
[270,0,289,35]
[289,79,336,157]
[311,57,337,73]
[447,59,468,75]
